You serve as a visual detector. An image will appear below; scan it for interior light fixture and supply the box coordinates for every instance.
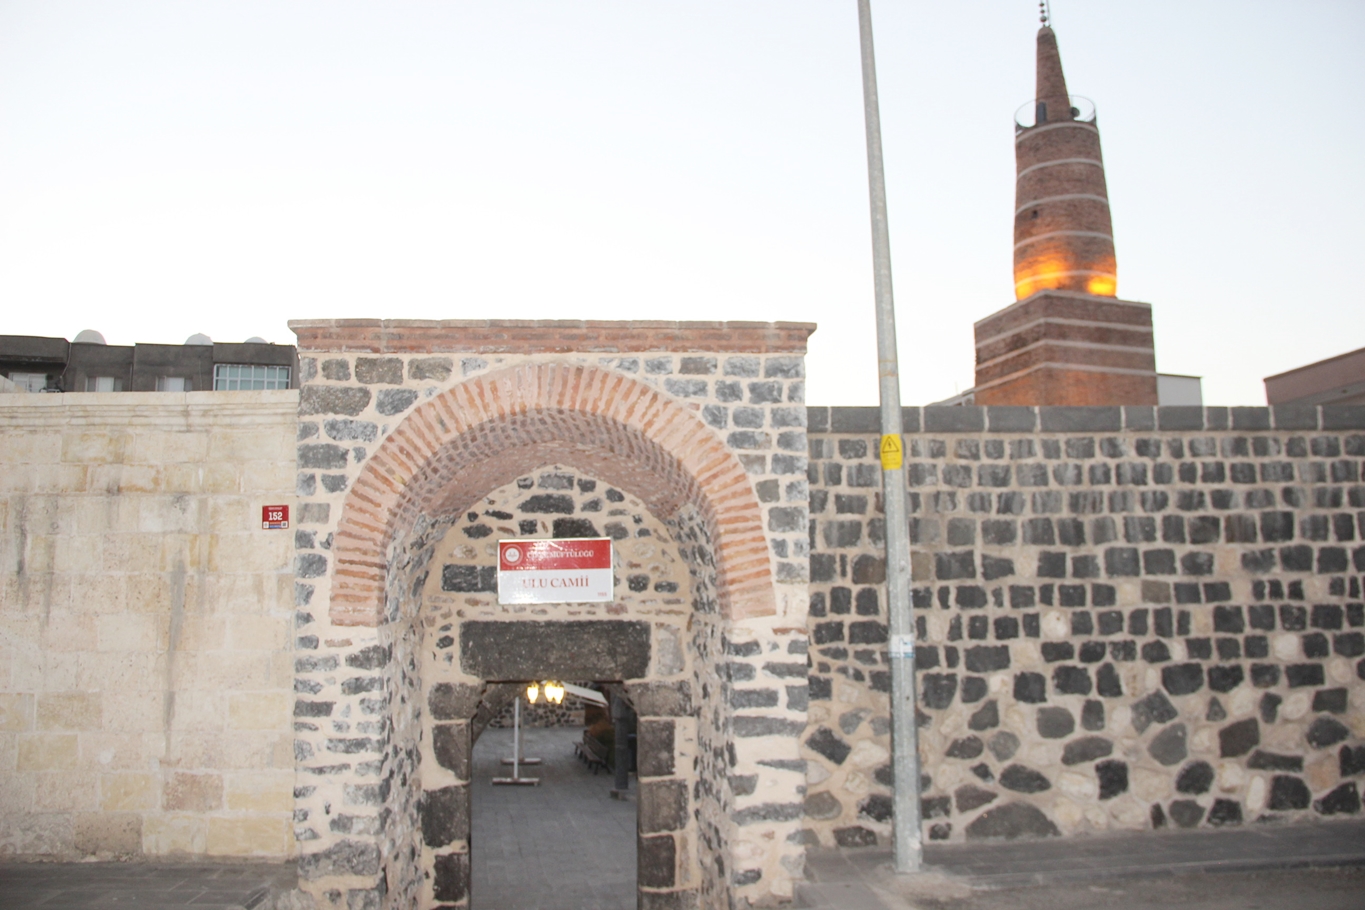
[523,681,565,706]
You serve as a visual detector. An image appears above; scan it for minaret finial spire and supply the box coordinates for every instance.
[1039,1,1050,27]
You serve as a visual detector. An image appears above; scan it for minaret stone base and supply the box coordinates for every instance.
[972,289,1157,406]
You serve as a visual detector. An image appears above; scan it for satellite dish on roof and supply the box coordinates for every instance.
[245,336,268,344]
[73,329,106,345]
[185,333,213,346]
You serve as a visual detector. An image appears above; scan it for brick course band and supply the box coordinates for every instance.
[329,361,776,625]
[288,319,818,355]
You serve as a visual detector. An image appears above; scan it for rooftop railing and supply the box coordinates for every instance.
[1015,94,1096,132]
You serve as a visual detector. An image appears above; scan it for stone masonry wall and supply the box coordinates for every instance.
[803,404,1365,848]
[14,332,1360,903]
[485,694,587,728]
[286,322,814,910]
[0,391,297,860]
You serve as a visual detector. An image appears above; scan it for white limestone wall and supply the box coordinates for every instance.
[0,391,298,859]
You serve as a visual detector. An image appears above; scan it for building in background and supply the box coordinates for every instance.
[972,24,1159,406]
[0,331,297,393]
[1156,373,1202,406]
[1264,345,1365,406]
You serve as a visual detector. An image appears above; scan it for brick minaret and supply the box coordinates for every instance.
[973,24,1157,406]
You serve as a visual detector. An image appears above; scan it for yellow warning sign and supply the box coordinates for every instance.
[879,434,903,471]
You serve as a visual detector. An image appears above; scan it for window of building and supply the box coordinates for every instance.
[7,372,48,392]
[155,376,191,392]
[213,363,290,390]
[86,376,123,392]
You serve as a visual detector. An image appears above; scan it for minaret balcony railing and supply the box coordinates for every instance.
[1015,95,1096,133]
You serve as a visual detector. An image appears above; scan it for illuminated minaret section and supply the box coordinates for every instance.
[1013,26,1116,298]
[973,24,1158,406]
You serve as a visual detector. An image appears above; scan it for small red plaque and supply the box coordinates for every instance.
[262,505,289,529]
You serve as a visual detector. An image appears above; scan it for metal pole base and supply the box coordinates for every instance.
[609,789,632,801]
[492,695,540,784]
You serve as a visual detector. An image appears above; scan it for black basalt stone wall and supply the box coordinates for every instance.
[802,404,1365,846]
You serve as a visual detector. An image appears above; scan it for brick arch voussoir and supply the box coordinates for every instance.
[329,362,775,626]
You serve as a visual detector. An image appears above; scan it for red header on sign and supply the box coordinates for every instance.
[499,538,612,572]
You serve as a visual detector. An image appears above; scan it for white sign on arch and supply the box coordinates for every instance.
[497,538,614,605]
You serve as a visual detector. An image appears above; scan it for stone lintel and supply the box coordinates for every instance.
[459,620,652,681]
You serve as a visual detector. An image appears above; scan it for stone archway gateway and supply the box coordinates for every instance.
[329,359,778,625]
[288,321,816,910]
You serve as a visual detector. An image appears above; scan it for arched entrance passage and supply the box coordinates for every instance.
[323,362,775,908]
[329,362,777,628]
[418,468,696,908]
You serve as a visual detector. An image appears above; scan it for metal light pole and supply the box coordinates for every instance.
[855,0,921,874]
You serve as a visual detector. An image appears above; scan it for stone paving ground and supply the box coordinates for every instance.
[471,725,637,910]
[0,861,296,909]
[798,819,1365,910]
[2,756,1362,909]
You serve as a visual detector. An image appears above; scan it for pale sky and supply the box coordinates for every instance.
[1,1,1361,406]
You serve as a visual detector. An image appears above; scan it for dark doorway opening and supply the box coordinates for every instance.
[471,686,637,910]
